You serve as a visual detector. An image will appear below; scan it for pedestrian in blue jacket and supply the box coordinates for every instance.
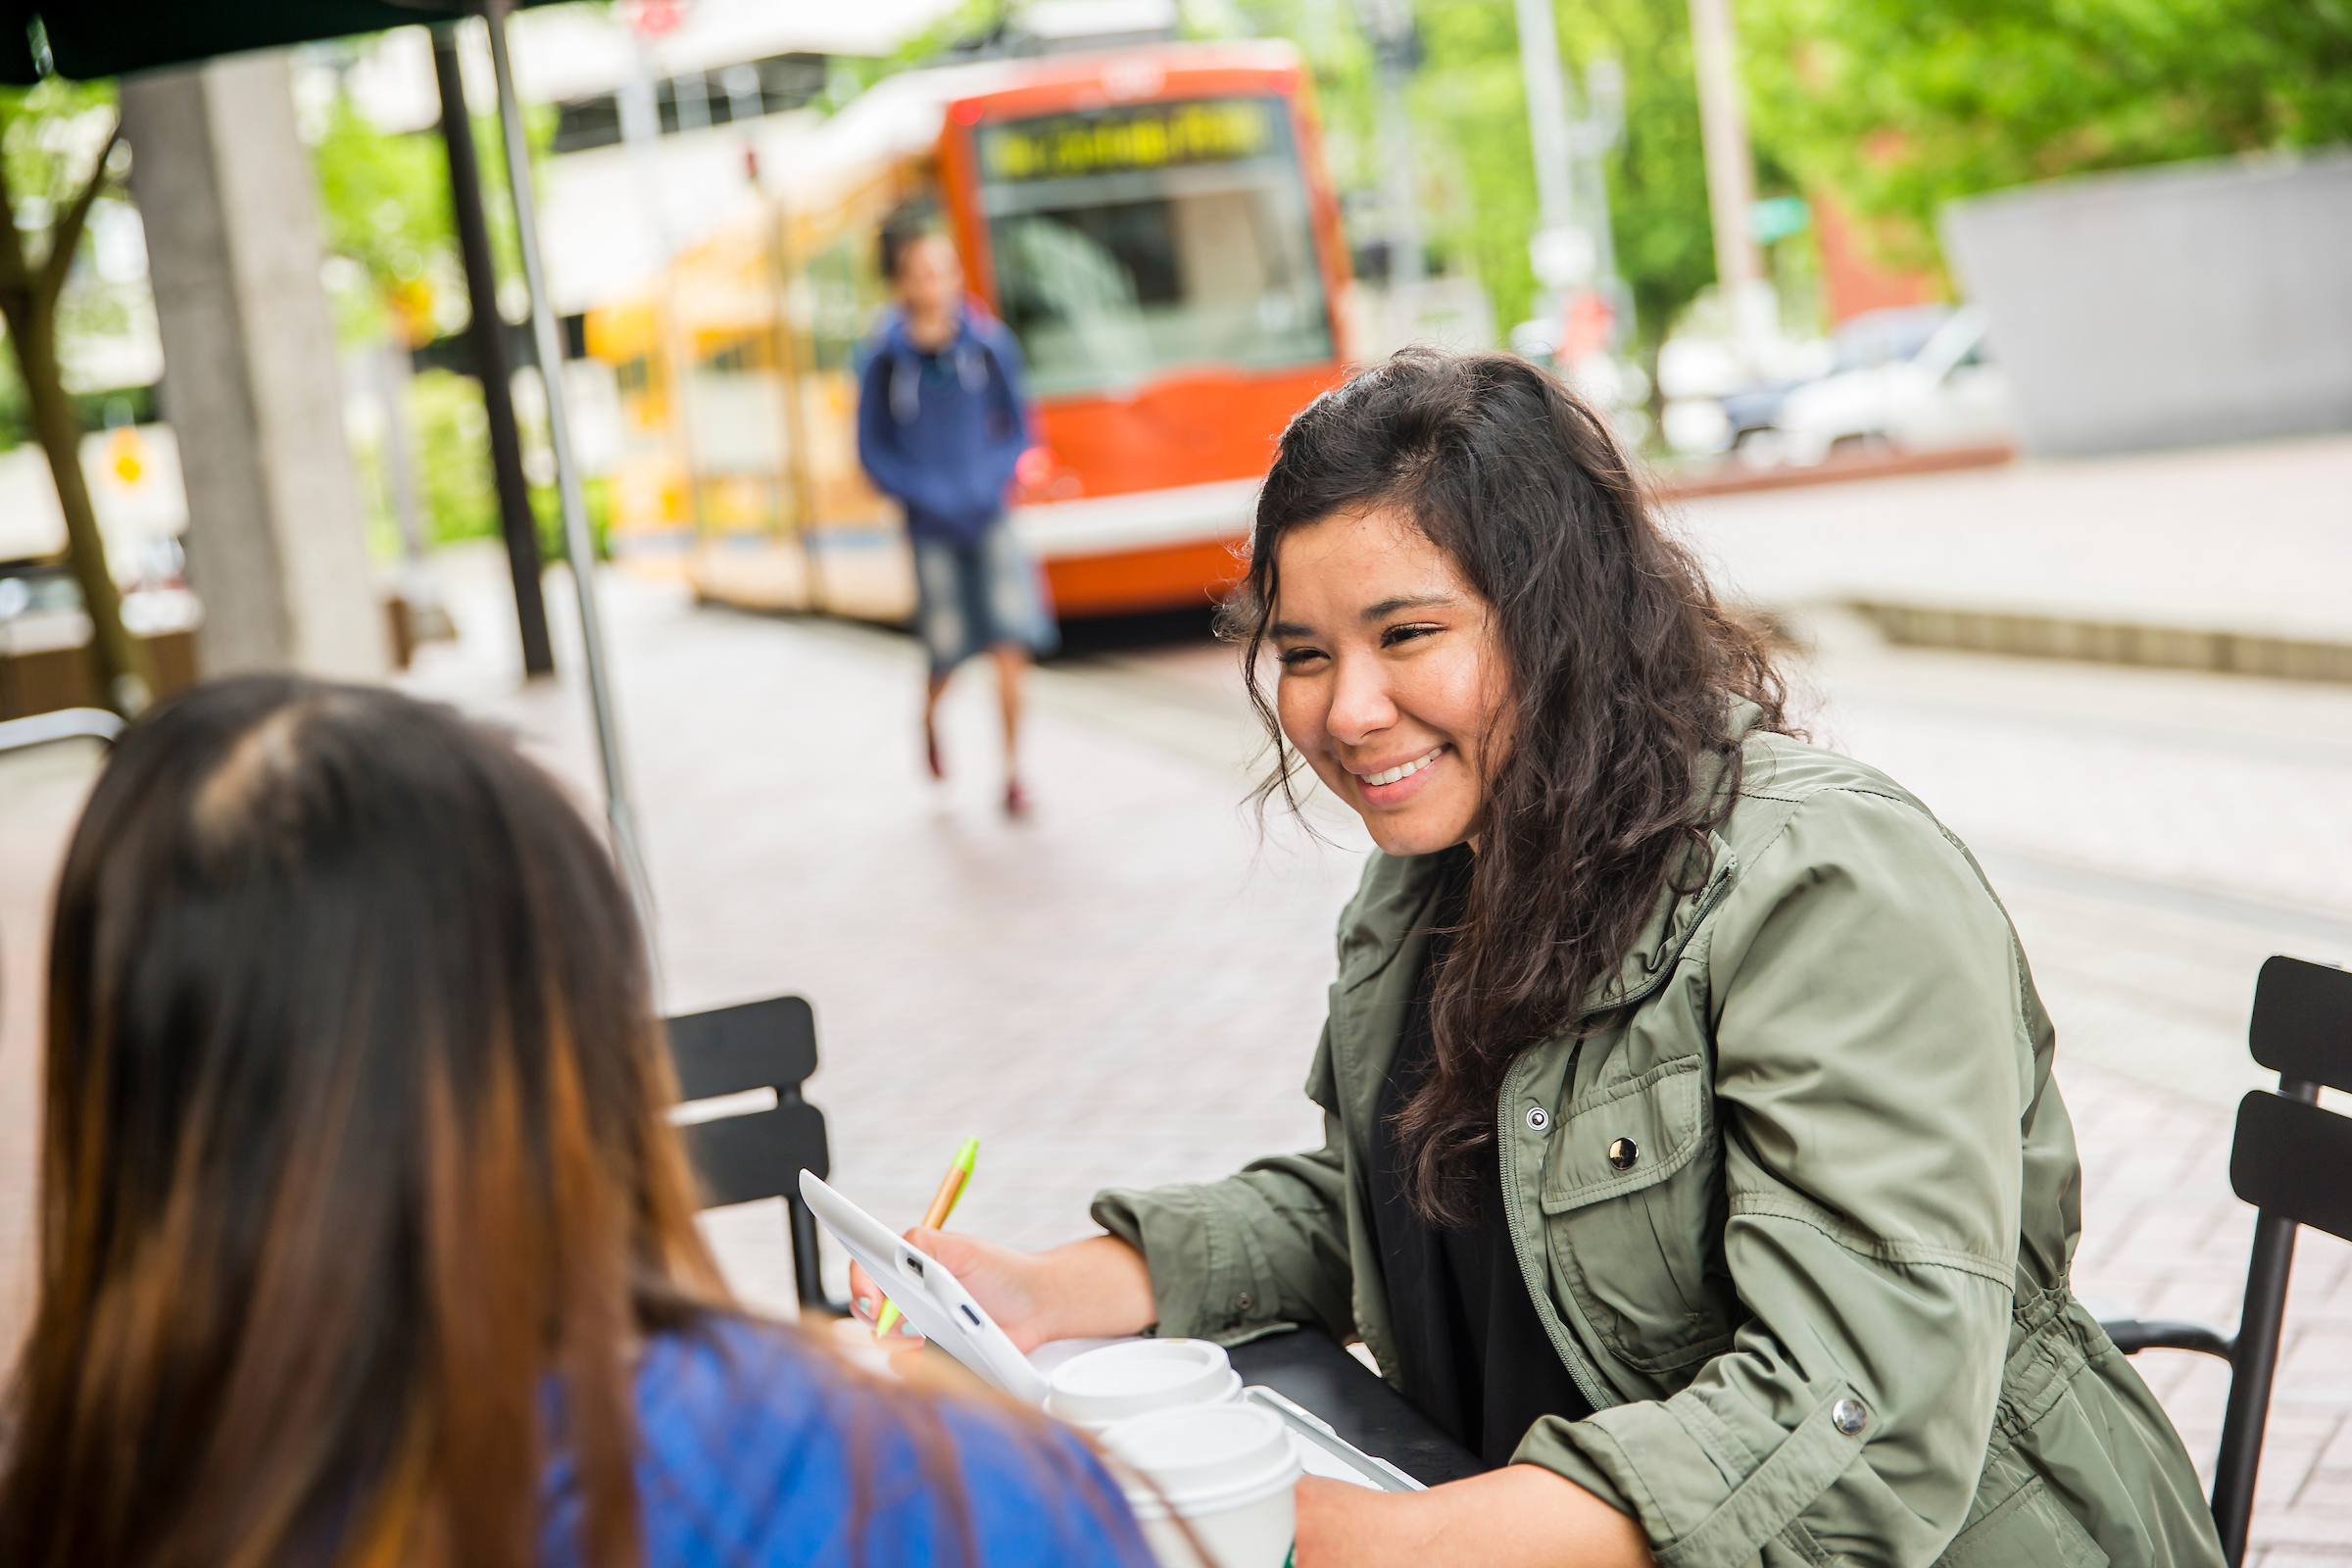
[858,228,1056,816]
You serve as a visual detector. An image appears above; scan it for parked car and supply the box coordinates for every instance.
[1767,306,2012,466]
[1713,305,1954,450]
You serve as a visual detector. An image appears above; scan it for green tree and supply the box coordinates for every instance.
[1745,0,2352,263]
[1210,0,1716,369]
[1411,0,1715,355]
[0,79,151,713]
[311,88,461,347]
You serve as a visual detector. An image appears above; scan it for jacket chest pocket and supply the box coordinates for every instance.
[1538,1056,1737,1376]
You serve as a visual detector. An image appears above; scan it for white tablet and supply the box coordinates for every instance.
[799,1171,1051,1404]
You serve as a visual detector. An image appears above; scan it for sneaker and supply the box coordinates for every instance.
[1004,780,1031,817]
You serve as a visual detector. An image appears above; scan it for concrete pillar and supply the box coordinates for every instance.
[121,51,388,681]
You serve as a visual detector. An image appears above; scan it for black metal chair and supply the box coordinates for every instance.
[663,995,849,1316]
[2095,954,2352,1567]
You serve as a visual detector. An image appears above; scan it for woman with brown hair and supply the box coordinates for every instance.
[0,675,1151,1568]
[859,350,2224,1567]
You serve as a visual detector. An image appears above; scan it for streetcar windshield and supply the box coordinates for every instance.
[977,96,1334,398]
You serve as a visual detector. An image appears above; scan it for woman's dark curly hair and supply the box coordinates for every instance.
[1221,349,1793,1225]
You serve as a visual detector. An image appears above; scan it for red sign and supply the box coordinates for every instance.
[1558,289,1616,363]
[624,0,687,37]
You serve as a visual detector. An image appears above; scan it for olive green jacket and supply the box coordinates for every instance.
[1093,716,2224,1568]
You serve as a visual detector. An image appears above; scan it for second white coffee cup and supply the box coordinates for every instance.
[1102,1401,1301,1568]
[1045,1339,1244,1432]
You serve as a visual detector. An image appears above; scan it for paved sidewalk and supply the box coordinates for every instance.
[1672,432,2352,647]
[2,540,2348,1558]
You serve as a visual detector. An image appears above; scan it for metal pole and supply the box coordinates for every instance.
[2214,1209,2296,1565]
[476,1,655,932]
[1512,0,1574,236]
[1578,59,1626,320]
[430,24,554,677]
[1686,0,1769,347]
[1365,0,1424,294]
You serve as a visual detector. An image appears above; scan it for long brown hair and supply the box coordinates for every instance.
[1227,350,1792,1224]
[0,676,726,1568]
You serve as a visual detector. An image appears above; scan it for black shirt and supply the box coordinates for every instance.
[1367,854,1594,1465]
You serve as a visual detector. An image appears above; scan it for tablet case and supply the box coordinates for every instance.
[800,1171,1052,1403]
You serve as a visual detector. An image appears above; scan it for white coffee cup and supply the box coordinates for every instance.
[1045,1339,1244,1432]
[1102,1401,1302,1568]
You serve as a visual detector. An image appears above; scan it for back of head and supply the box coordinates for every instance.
[2,676,720,1568]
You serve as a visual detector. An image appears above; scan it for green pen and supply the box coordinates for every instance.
[873,1137,979,1340]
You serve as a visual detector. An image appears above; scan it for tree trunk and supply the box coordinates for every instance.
[1,299,154,715]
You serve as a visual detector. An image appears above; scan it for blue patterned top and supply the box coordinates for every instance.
[539,1315,1153,1566]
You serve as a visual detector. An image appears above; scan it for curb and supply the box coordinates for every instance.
[1655,444,2017,500]
[1847,600,2352,684]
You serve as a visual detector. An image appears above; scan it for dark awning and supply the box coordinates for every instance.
[3,2,565,85]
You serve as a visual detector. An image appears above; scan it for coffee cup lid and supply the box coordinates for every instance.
[1047,1339,1234,1426]
[1102,1402,1300,1514]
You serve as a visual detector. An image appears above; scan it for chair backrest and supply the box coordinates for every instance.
[2230,1097,2352,1247]
[663,996,828,1211]
[2247,953,2352,1094]
[2212,956,2352,1566]
[2232,954,2352,1251]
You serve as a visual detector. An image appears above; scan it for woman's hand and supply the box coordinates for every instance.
[848,1231,1156,1353]
[1294,1466,1654,1568]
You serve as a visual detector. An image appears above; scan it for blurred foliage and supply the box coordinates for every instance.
[551,473,615,564]
[399,366,609,560]
[0,351,24,447]
[1745,0,2352,269]
[410,367,499,542]
[311,90,461,346]
[310,81,550,348]
[1416,0,1717,351]
[1,77,122,456]
[307,66,564,561]
[1203,0,1720,356]
[841,0,1007,92]
[1,77,116,220]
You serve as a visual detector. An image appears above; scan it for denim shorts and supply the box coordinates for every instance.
[911,522,1058,675]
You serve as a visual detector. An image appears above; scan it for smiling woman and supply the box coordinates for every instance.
[1231,352,1791,1225]
[857,351,2224,1568]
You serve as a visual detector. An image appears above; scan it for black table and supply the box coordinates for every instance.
[1228,1327,1488,1486]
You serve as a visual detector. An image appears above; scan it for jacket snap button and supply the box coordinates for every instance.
[1526,1106,1550,1133]
[1236,1293,1252,1312]
[1833,1398,1869,1436]
[1607,1137,1639,1171]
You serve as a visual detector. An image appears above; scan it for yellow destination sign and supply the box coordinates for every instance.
[980,98,1277,183]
